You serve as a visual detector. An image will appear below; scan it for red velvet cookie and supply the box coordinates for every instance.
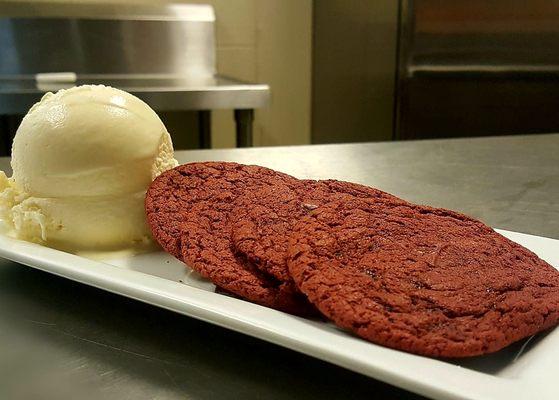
[231,179,399,281]
[145,162,313,315]
[287,196,559,357]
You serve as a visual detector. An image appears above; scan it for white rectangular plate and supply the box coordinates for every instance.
[0,229,558,400]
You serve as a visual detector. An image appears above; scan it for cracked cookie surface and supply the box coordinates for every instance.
[287,196,559,357]
[231,179,398,282]
[145,162,314,314]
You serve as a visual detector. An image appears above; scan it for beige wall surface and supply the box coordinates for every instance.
[2,0,313,148]
[196,0,312,148]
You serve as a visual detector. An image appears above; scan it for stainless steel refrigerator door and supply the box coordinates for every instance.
[396,0,559,140]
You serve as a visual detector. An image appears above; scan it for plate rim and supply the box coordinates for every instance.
[0,229,557,400]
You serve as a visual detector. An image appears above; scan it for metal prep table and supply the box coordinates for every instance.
[0,134,558,399]
[0,76,269,149]
[0,2,269,150]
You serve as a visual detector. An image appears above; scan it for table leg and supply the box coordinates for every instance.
[0,114,22,156]
[234,109,254,147]
[198,110,211,149]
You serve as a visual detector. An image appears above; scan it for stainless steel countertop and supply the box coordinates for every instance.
[0,76,270,113]
[0,134,558,400]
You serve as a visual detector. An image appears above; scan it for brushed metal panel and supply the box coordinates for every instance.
[396,0,559,140]
[0,15,215,77]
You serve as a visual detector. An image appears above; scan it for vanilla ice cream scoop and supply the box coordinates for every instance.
[0,85,178,251]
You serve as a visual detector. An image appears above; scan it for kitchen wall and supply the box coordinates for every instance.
[3,0,313,148]
[207,0,312,148]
